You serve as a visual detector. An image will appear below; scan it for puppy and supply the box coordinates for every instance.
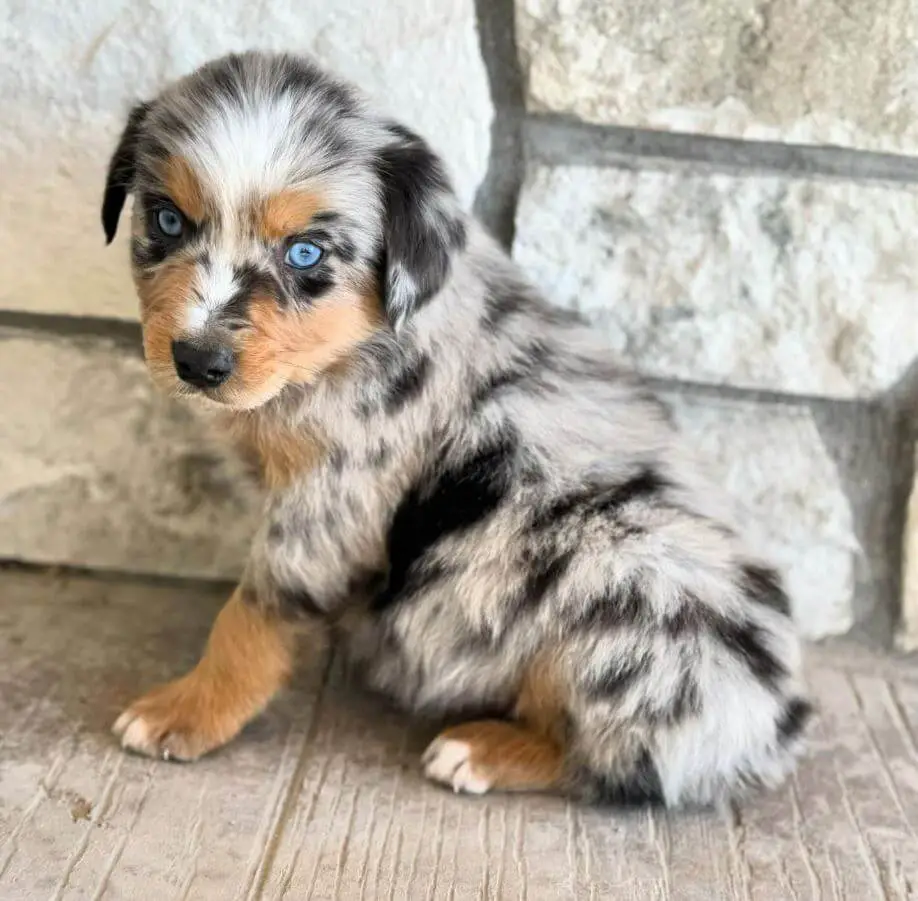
[102,51,811,807]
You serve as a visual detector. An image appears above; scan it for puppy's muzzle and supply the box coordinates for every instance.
[171,340,235,389]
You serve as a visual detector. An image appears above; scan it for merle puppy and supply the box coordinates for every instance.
[102,51,811,807]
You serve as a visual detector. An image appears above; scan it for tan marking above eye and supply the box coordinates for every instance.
[158,155,208,222]
[257,190,325,241]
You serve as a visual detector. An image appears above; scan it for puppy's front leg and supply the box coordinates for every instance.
[114,587,298,761]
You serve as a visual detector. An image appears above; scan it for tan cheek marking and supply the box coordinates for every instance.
[235,289,383,391]
[135,259,196,373]
[285,291,384,380]
[257,189,325,241]
[160,155,207,222]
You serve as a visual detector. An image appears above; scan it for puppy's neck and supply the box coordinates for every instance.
[219,402,328,491]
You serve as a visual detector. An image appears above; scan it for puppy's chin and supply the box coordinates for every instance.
[151,373,289,413]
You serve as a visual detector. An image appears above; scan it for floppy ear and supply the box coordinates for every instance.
[375,125,466,327]
[101,101,150,245]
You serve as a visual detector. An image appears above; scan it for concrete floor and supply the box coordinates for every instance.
[2,570,918,900]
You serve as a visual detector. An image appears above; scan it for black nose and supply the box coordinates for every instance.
[171,340,234,388]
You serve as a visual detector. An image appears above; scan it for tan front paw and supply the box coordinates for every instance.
[113,675,244,762]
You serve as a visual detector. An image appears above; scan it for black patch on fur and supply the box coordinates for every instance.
[469,367,532,410]
[481,283,532,330]
[585,748,666,807]
[102,101,151,243]
[707,612,787,688]
[274,54,359,117]
[576,579,649,632]
[482,281,586,332]
[268,522,285,543]
[303,227,332,247]
[366,442,391,469]
[587,650,652,699]
[741,563,792,617]
[278,585,323,618]
[336,236,357,265]
[384,122,418,144]
[665,598,786,686]
[196,53,248,110]
[664,672,703,724]
[292,267,335,301]
[532,467,670,530]
[594,469,670,514]
[777,698,813,744]
[517,549,574,610]
[222,263,281,321]
[312,211,341,227]
[374,125,465,321]
[469,341,555,413]
[327,446,347,473]
[372,431,518,613]
[304,124,353,169]
[346,566,389,601]
[131,237,165,268]
[537,303,586,328]
[662,593,704,638]
[381,353,432,415]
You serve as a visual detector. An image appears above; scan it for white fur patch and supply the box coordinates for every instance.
[422,738,492,795]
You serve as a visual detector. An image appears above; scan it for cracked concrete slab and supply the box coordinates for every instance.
[2,567,918,900]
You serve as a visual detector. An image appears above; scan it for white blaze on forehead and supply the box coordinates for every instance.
[184,93,305,213]
[185,256,239,333]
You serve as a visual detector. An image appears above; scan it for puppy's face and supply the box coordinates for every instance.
[102,53,464,409]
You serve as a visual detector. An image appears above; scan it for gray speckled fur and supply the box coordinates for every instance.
[105,51,811,808]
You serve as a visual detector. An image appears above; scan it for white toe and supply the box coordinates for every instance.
[112,709,135,737]
[119,715,155,754]
[450,761,491,795]
[422,738,492,795]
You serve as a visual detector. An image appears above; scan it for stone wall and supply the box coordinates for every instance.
[1,0,914,643]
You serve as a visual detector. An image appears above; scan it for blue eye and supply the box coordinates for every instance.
[285,241,323,269]
[155,206,184,238]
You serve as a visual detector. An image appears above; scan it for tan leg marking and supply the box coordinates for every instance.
[422,654,571,795]
[113,588,296,761]
[422,720,564,795]
[514,651,570,744]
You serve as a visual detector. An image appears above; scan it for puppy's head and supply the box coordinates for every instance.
[102,52,465,409]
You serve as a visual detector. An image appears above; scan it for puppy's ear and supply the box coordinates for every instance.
[101,101,150,245]
[375,125,466,327]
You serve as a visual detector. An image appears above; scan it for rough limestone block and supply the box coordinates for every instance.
[665,393,857,640]
[0,329,257,579]
[0,0,491,319]
[516,0,918,153]
[514,164,918,399]
[897,446,918,651]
